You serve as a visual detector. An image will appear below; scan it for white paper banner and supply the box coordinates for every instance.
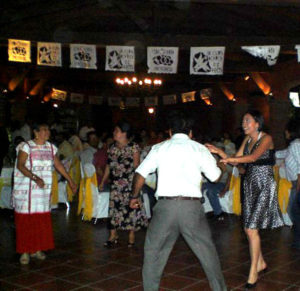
[89,96,104,105]
[181,91,196,103]
[8,39,31,63]
[190,47,225,75]
[295,45,300,62]
[144,96,158,106]
[147,47,178,74]
[108,97,122,107]
[51,89,67,101]
[70,93,84,104]
[105,46,135,72]
[163,94,177,105]
[37,42,62,67]
[126,97,140,107]
[241,45,280,66]
[70,44,97,69]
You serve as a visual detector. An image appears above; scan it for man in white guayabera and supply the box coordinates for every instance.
[130,110,227,291]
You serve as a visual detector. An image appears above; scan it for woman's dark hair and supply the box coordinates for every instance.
[32,122,49,132]
[245,109,264,131]
[286,119,300,141]
[116,120,132,138]
[166,110,194,135]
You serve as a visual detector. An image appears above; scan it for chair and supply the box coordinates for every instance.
[78,163,109,222]
[228,166,241,215]
[275,163,293,226]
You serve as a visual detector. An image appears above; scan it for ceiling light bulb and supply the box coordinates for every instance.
[148,107,155,114]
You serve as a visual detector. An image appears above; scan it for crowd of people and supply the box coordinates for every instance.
[0,109,299,290]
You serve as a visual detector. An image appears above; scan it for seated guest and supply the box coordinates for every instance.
[93,136,113,191]
[79,121,95,142]
[276,119,300,250]
[79,131,99,165]
[57,133,74,161]
[69,134,83,154]
[202,151,232,220]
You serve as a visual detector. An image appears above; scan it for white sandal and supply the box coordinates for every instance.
[20,253,30,265]
[31,251,46,260]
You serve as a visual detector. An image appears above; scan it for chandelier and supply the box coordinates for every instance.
[115,77,162,86]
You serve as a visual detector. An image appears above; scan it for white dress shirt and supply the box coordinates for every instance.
[136,133,221,198]
[276,138,300,182]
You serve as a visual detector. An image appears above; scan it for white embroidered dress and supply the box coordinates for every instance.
[13,141,57,214]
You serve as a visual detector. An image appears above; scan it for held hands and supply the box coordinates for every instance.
[220,157,234,164]
[130,198,141,209]
[68,180,78,194]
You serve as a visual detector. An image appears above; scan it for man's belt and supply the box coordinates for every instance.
[158,196,205,203]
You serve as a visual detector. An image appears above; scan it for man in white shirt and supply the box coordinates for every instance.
[130,111,227,291]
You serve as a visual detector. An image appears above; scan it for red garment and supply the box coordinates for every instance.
[93,148,108,185]
[15,212,54,254]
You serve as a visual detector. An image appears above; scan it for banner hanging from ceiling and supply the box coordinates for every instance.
[147,47,178,74]
[89,95,104,105]
[37,42,62,67]
[108,97,122,106]
[105,46,135,72]
[144,96,158,106]
[8,39,31,63]
[70,44,97,69]
[181,91,196,103]
[190,47,225,75]
[241,45,280,66]
[70,93,84,104]
[163,94,177,105]
[51,88,67,101]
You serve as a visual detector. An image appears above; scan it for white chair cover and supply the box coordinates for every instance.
[0,167,13,209]
[278,163,293,226]
[79,163,109,221]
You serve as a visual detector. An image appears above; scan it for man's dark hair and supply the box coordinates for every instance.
[166,110,194,135]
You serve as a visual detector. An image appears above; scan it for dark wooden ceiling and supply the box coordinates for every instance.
[1,0,300,96]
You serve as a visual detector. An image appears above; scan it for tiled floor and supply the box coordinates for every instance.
[0,205,300,290]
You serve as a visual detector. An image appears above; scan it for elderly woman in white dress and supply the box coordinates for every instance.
[13,122,77,264]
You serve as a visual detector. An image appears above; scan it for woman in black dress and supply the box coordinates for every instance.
[206,110,284,289]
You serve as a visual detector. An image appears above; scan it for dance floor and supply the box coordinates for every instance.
[0,205,300,291]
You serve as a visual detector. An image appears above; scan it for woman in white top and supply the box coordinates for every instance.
[13,122,77,265]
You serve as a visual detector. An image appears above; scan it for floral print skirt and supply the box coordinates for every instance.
[109,188,148,231]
